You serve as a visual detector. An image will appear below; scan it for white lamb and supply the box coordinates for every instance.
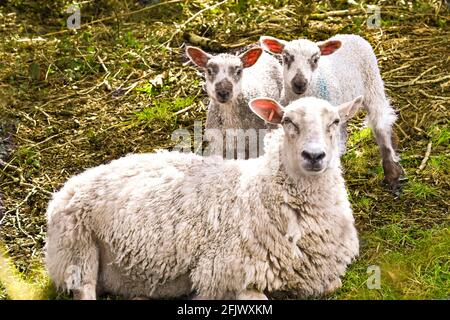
[186,46,282,158]
[260,34,404,191]
[45,96,362,300]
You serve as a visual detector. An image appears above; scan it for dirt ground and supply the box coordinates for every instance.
[0,0,449,299]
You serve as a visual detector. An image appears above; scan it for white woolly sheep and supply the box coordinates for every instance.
[45,96,362,300]
[260,34,404,191]
[186,46,283,159]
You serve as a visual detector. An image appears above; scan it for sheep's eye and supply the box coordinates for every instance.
[206,68,213,76]
[312,56,319,65]
[331,119,340,126]
[282,118,299,132]
[236,68,242,76]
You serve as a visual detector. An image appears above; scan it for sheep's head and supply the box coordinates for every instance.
[249,96,363,177]
[186,46,263,104]
[259,36,341,96]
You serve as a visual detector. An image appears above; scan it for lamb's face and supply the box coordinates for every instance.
[281,99,340,175]
[204,54,244,104]
[260,36,341,97]
[281,40,320,96]
[249,95,363,177]
[186,46,263,105]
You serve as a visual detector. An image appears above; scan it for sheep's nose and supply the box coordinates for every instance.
[216,90,231,102]
[301,150,326,163]
[291,74,307,94]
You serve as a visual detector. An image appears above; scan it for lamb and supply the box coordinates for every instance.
[186,45,282,159]
[45,95,362,300]
[260,34,404,191]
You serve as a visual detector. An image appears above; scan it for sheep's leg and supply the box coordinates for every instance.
[73,283,97,300]
[323,278,342,295]
[364,97,405,193]
[70,236,100,300]
[236,290,268,300]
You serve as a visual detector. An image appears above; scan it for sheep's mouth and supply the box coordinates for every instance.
[302,163,325,173]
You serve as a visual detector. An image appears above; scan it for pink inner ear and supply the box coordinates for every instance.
[319,40,341,56]
[251,99,283,123]
[187,47,208,67]
[262,39,284,54]
[242,48,262,68]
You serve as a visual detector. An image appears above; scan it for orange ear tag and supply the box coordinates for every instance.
[268,109,275,122]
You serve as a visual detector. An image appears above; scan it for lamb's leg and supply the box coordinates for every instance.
[236,290,268,300]
[364,97,405,193]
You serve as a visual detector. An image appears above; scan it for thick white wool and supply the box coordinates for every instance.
[46,128,359,299]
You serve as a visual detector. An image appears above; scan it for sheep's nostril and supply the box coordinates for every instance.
[291,81,307,94]
[301,150,312,161]
[302,151,326,162]
[216,91,231,101]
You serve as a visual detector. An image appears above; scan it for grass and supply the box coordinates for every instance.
[334,226,450,299]
[0,0,449,299]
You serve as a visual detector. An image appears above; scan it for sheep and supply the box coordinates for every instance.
[45,95,362,300]
[260,34,405,192]
[185,45,283,159]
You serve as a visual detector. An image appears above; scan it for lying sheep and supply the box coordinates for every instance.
[186,45,282,159]
[260,34,404,191]
[45,96,361,300]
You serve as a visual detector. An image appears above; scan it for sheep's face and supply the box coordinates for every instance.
[281,98,341,175]
[186,46,263,104]
[260,36,341,96]
[249,96,363,177]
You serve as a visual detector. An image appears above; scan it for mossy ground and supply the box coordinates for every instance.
[0,0,448,299]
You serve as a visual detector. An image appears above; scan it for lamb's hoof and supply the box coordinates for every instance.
[381,174,407,197]
[381,161,407,197]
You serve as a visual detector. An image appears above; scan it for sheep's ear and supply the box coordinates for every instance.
[249,98,284,124]
[186,46,212,68]
[317,40,341,56]
[240,47,263,68]
[338,96,364,121]
[259,36,286,54]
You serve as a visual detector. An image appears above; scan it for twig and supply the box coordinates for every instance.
[41,0,183,38]
[418,89,450,101]
[0,187,36,226]
[97,55,109,73]
[386,66,437,88]
[161,0,229,48]
[416,75,450,85]
[418,141,432,171]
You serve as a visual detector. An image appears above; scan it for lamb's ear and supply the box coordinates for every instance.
[249,98,285,124]
[259,36,286,54]
[338,96,364,122]
[186,46,212,68]
[240,47,263,68]
[317,40,341,56]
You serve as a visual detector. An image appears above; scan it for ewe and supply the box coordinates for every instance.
[46,96,361,300]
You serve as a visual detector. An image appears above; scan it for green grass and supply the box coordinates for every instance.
[334,226,450,299]
[133,96,195,127]
[404,181,439,200]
